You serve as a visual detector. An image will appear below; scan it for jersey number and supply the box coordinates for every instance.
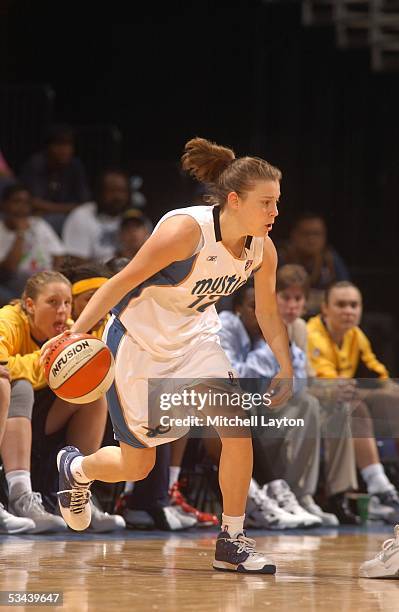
[188,294,220,312]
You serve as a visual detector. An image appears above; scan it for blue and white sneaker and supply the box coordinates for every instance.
[57,446,92,531]
[213,530,276,574]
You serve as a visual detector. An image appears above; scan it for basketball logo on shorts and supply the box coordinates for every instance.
[144,424,172,437]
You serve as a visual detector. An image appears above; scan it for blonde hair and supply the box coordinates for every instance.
[181,137,281,206]
[21,270,71,311]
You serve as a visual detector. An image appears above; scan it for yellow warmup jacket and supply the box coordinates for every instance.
[0,303,46,390]
[307,315,389,379]
[0,304,110,390]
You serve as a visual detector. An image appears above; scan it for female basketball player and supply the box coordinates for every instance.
[0,271,112,533]
[42,138,293,573]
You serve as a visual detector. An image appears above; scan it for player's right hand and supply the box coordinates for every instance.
[267,372,293,409]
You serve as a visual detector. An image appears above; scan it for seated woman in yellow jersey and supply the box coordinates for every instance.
[307,280,399,524]
[0,270,122,534]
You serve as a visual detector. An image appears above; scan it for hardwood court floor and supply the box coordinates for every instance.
[0,527,398,612]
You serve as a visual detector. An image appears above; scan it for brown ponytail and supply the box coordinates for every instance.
[181,137,281,206]
[181,137,235,184]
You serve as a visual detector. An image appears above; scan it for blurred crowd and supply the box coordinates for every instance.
[0,127,399,536]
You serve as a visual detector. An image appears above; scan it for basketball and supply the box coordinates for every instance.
[43,333,115,404]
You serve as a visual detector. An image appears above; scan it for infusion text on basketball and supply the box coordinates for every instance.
[51,340,90,377]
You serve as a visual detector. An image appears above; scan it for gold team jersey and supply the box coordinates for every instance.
[307,314,389,379]
[0,303,80,390]
[0,303,46,389]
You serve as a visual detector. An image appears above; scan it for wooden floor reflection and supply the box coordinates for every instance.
[0,530,398,612]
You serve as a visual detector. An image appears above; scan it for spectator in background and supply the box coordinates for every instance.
[116,209,153,260]
[19,125,91,234]
[106,256,130,275]
[275,266,359,524]
[0,184,65,305]
[62,169,130,262]
[279,212,350,317]
[307,281,399,524]
[0,270,123,533]
[218,280,327,529]
[220,270,360,525]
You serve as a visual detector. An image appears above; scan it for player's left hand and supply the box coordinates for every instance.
[267,371,293,409]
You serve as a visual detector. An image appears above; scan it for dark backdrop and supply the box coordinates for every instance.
[1,0,398,315]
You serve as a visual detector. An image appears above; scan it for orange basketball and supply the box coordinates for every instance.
[44,333,114,404]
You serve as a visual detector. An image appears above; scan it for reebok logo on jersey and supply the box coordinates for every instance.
[245,259,253,271]
[207,256,217,261]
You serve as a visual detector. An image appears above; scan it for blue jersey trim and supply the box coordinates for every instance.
[105,317,147,449]
[111,255,197,318]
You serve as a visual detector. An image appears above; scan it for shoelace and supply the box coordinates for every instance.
[19,492,47,515]
[227,535,257,555]
[59,488,91,515]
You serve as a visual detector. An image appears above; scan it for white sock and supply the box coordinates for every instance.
[221,513,245,538]
[169,466,181,490]
[361,463,394,495]
[70,457,91,485]
[6,470,32,501]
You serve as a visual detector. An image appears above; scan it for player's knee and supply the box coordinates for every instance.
[8,379,34,420]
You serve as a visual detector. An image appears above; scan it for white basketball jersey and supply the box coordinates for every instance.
[111,205,264,359]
